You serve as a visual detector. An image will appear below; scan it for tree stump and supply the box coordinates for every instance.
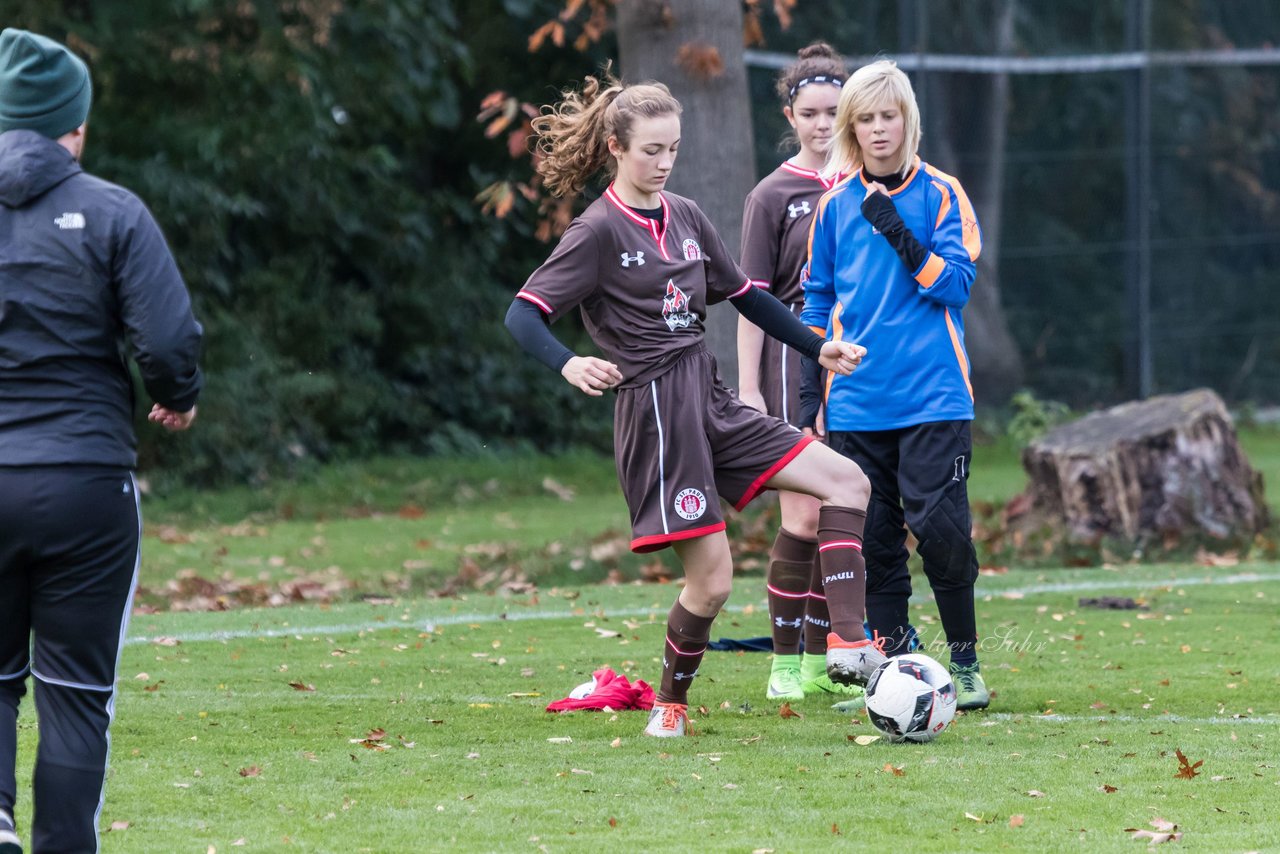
[1010,389,1269,551]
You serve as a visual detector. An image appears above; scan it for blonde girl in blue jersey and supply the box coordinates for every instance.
[801,59,990,709]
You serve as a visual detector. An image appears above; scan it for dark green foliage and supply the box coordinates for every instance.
[3,0,612,488]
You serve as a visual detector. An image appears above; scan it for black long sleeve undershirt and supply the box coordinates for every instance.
[729,285,825,362]
[860,190,928,274]
[860,168,930,275]
[505,297,574,373]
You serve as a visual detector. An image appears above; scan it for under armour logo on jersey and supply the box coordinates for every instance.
[788,201,811,218]
[55,212,86,230]
[620,251,645,267]
[774,616,803,629]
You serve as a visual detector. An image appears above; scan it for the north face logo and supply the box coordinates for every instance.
[55,212,86,230]
[788,201,811,218]
[620,251,645,267]
[662,280,694,331]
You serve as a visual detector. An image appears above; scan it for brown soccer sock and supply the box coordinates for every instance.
[766,528,817,655]
[658,598,716,704]
[817,505,868,641]
[803,551,832,654]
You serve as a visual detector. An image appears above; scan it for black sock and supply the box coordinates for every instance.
[934,585,978,666]
[865,592,912,657]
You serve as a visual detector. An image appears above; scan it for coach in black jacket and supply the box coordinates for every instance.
[0,28,202,854]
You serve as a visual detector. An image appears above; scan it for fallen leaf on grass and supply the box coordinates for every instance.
[152,636,180,647]
[883,763,905,777]
[507,692,541,698]
[778,702,803,719]
[288,681,315,692]
[109,821,129,831]
[143,681,164,692]
[965,812,988,823]
[238,766,261,777]
[1174,748,1203,779]
[1124,818,1182,844]
[610,738,621,748]
[1009,814,1024,828]
[831,824,841,835]
[607,817,618,828]
[1099,784,1118,793]
[1026,790,1046,797]
[547,737,573,744]
[849,735,880,746]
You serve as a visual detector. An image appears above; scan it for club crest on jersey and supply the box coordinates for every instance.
[681,238,702,260]
[788,201,811,218]
[620,251,645,267]
[674,487,707,521]
[662,280,694,331]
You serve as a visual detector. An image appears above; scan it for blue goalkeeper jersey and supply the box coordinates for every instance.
[800,158,982,431]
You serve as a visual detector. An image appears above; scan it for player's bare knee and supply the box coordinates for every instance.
[686,584,731,616]
[825,460,870,508]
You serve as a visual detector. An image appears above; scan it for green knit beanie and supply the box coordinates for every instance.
[0,28,92,139]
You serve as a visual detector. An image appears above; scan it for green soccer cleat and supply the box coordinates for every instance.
[766,654,805,701]
[949,661,991,710]
[800,652,866,707]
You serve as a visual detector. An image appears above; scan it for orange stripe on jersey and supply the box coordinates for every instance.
[944,310,974,401]
[931,180,951,231]
[824,300,844,402]
[923,163,981,261]
[916,253,946,288]
[858,157,921,197]
[807,182,851,262]
[808,325,825,336]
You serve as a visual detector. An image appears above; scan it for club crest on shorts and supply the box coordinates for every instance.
[674,487,707,521]
[662,280,694,331]
[681,238,702,260]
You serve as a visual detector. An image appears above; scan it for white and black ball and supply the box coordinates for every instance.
[864,653,957,743]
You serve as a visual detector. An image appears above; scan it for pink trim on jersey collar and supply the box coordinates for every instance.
[604,184,672,260]
[780,160,845,190]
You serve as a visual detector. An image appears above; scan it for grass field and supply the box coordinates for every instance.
[61,565,1280,852]
[6,428,1279,852]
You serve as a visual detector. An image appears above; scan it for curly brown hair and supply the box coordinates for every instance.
[532,65,682,198]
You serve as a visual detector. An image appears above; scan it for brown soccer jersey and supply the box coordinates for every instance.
[517,186,752,388]
[739,162,845,305]
[739,162,846,425]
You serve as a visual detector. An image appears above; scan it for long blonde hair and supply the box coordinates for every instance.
[823,60,921,180]
[532,66,682,198]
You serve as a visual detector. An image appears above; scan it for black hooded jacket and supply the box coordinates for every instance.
[0,129,202,467]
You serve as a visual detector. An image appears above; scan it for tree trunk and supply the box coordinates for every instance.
[913,0,1025,404]
[1011,389,1269,551]
[616,0,755,382]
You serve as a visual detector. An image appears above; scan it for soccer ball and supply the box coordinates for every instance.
[864,653,957,743]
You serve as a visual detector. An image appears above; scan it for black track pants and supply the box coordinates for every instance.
[0,466,140,854]
[828,422,979,649]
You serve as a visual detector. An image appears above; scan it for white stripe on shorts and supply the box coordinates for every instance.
[650,379,669,535]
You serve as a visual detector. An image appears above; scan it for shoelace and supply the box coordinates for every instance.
[660,704,686,730]
[952,666,980,692]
